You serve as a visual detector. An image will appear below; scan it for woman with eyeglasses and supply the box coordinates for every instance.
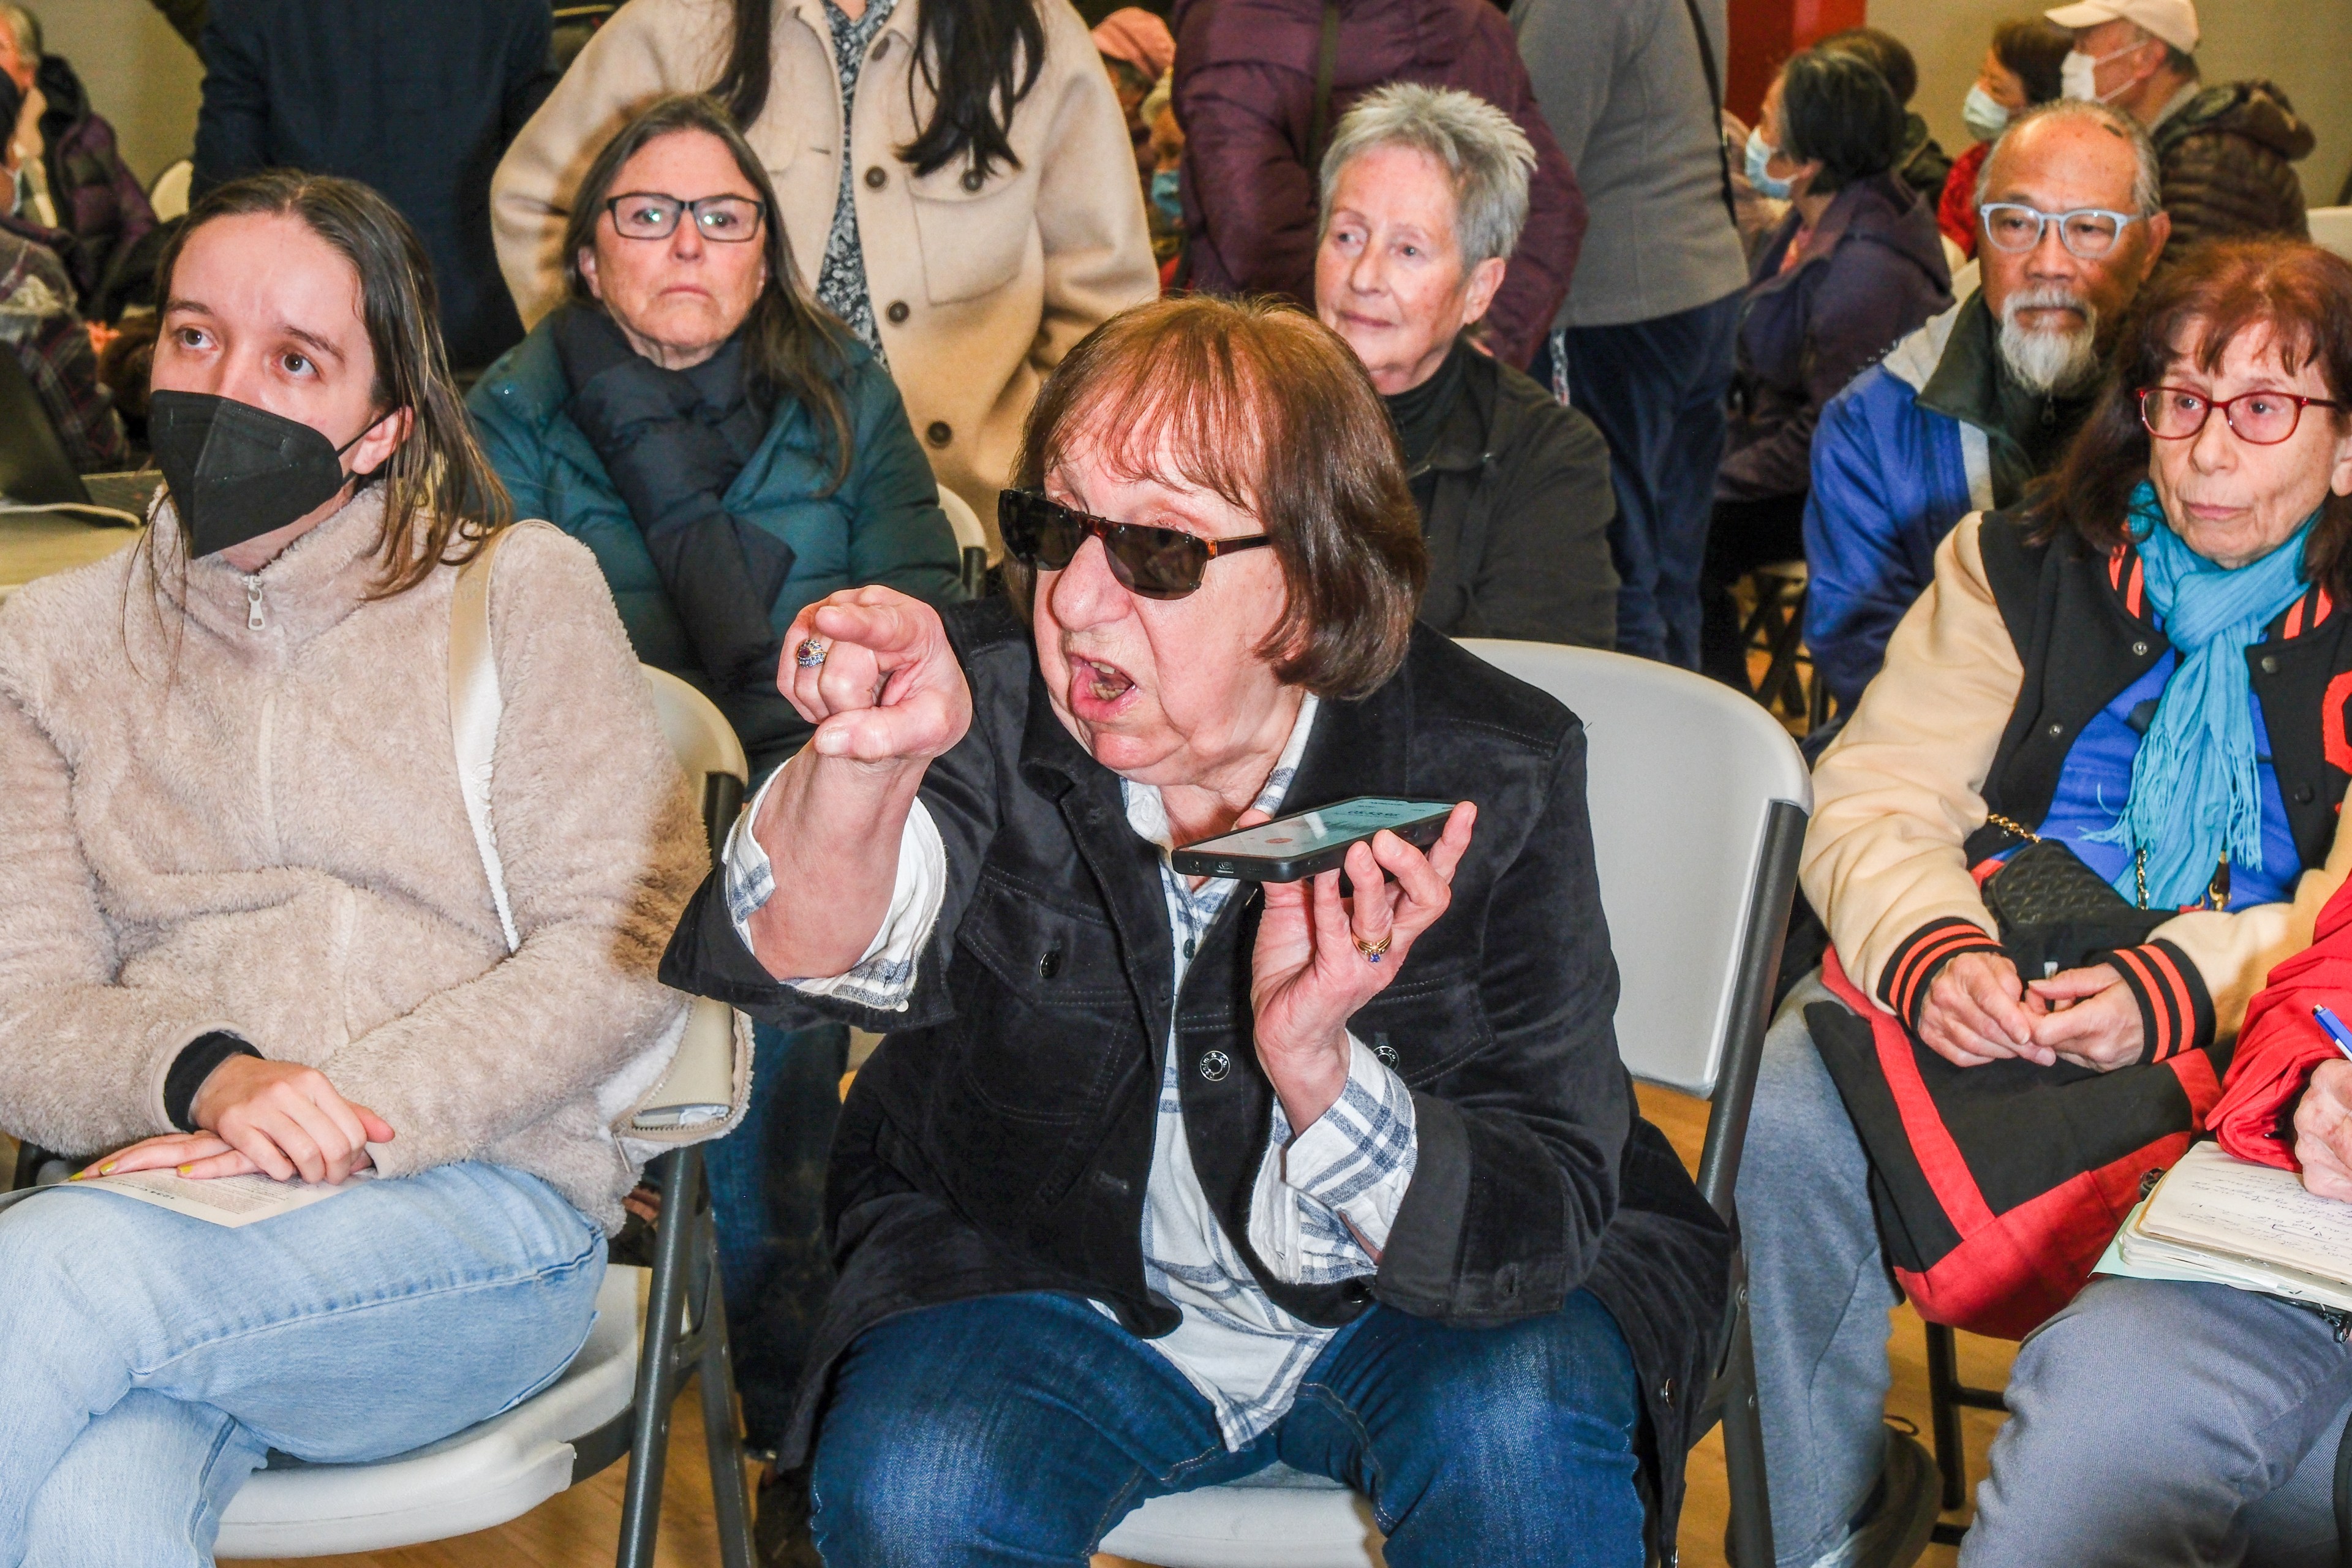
[660,293,1732,1566]
[468,92,964,1466]
[1744,238,2352,1568]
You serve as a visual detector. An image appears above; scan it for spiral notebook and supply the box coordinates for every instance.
[2097,1141,2352,1312]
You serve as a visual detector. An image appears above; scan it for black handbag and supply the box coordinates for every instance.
[1979,815,2171,978]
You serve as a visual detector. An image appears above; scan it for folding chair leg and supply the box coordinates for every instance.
[617,1148,698,1568]
[696,1219,756,1568]
[1924,1322,1968,1512]
[1722,1265,1776,1568]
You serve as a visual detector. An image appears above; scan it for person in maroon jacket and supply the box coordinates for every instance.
[1169,0,1583,370]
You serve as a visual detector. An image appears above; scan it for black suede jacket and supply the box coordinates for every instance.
[662,600,1732,1551]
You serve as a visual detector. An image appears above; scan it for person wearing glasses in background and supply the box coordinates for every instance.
[662,293,1732,1566]
[467,93,963,1474]
[1803,99,2168,723]
[1743,238,2352,1568]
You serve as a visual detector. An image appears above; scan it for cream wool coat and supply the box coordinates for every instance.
[489,0,1159,543]
[0,495,710,1232]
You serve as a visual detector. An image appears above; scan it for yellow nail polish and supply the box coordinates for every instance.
[67,1171,84,1181]
[176,1164,192,1176]
[98,1162,116,1175]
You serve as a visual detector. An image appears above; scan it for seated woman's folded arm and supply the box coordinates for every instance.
[2211,872,2352,1169]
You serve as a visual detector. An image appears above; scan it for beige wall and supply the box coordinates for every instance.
[1871,0,2350,213]
[36,0,203,186]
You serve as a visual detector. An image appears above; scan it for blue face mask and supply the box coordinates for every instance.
[1149,168,1180,222]
[1745,125,1796,202]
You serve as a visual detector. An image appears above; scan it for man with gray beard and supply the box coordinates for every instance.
[1801,97,2168,717]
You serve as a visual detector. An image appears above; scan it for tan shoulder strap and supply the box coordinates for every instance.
[450,526,521,953]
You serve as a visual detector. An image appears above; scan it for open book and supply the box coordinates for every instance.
[2097,1141,2352,1313]
[63,1167,372,1228]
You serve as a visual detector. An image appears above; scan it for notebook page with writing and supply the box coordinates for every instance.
[2137,1142,2352,1284]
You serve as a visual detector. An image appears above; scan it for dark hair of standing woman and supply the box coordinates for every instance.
[1779,48,1907,197]
[714,0,1046,182]
[560,94,856,486]
[149,171,513,597]
[1993,17,2076,109]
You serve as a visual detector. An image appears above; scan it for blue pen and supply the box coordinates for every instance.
[2312,1005,2352,1061]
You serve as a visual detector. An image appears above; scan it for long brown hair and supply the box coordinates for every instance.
[1008,296,1427,701]
[561,94,853,487]
[150,171,512,597]
[2029,240,2352,601]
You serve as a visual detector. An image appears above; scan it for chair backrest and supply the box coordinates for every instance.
[937,483,990,597]
[0,347,91,507]
[2309,206,2352,263]
[148,159,194,223]
[1457,641,1810,1212]
[641,665,749,862]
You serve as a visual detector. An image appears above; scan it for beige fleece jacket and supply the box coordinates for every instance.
[1806,510,2352,1041]
[489,0,1158,543]
[0,494,709,1231]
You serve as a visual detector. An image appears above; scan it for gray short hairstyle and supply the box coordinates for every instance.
[0,5,38,60]
[1316,83,1535,269]
[1975,97,2163,218]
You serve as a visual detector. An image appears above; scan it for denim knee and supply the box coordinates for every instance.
[811,1407,1079,1566]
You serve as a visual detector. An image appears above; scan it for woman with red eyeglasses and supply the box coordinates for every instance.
[1739,236,2352,1568]
[659,293,1731,1566]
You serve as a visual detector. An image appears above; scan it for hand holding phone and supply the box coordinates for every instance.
[1172,797,1458,882]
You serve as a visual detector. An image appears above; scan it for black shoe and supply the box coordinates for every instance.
[1728,1427,1939,1568]
[755,1464,823,1568]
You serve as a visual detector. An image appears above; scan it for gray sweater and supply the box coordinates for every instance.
[1513,0,1749,328]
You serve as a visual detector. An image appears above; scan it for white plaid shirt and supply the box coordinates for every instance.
[725,695,1420,1447]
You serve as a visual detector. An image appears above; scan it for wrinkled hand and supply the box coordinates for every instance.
[2026,965,2146,1071]
[1917,951,2052,1067]
[172,1057,394,1183]
[2294,1059,2352,1202]
[780,587,971,767]
[1249,803,1475,1133]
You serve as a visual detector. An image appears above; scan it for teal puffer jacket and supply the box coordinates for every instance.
[468,315,965,696]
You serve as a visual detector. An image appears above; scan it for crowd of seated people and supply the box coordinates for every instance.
[4,0,2352,1564]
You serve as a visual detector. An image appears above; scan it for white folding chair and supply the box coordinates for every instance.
[938,483,990,597]
[1101,639,1811,1568]
[2307,206,2352,263]
[148,158,194,224]
[213,666,756,1566]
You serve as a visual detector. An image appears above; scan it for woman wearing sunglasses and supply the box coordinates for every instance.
[469,93,965,1461]
[662,294,1731,1566]
[1743,239,2352,1567]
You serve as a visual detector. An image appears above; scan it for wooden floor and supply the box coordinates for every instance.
[29,1085,2007,1568]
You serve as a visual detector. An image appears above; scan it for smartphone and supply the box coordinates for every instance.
[1170,796,1458,883]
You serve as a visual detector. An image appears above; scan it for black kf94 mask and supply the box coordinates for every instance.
[149,390,379,558]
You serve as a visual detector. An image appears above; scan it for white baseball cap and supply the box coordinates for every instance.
[2044,0,2199,55]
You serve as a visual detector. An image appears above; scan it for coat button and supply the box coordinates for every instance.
[886,300,909,324]
[2046,722,2064,737]
[1660,1378,1676,1405]
[1038,949,1062,980]
[2132,641,2150,657]
[1372,1040,1400,1068]
[2297,782,2317,804]
[1198,1050,1230,1082]
[864,165,888,189]
[961,167,986,192]
[2261,654,2281,674]
[925,421,952,447]
[869,39,887,61]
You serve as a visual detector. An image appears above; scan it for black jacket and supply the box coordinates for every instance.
[2154,80,2315,255]
[191,0,554,370]
[1412,344,1618,649]
[663,600,1732,1553]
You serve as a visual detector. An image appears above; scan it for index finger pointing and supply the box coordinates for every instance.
[809,597,935,660]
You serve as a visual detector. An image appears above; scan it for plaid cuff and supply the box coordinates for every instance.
[1250,1035,1419,1284]
[2095,939,2215,1063]
[1877,917,2006,1031]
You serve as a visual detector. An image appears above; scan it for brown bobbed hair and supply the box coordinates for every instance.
[2030,240,2352,600]
[562,94,854,488]
[151,171,511,597]
[1007,296,1428,701]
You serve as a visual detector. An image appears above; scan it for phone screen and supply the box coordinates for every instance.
[1190,799,1452,859]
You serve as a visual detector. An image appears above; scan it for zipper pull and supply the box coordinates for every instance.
[244,575,265,631]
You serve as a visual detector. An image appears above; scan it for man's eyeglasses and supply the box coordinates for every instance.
[1979,202,2147,260]
[603,192,766,243]
[998,489,1272,600]
[2138,385,2342,446]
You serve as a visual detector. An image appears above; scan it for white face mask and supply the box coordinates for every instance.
[1962,83,2012,144]
[2060,40,2142,103]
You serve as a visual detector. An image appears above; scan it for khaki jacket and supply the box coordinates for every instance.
[1804,510,2352,1043]
[490,0,1158,543]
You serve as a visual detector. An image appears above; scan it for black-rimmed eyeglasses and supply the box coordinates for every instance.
[603,192,767,243]
[2138,385,2342,446]
[998,489,1272,600]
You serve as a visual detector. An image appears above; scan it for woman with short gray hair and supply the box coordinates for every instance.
[1314,83,1619,649]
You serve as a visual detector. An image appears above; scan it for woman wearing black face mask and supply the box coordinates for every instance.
[489,0,1158,551]
[0,172,723,1561]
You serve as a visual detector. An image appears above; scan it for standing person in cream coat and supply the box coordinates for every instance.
[491,0,1158,549]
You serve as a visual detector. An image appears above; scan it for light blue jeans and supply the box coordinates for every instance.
[0,1161,606,1567]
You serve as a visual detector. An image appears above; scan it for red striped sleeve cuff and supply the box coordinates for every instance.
[2095,939,2215,1064]
[1877,917,2006,1031]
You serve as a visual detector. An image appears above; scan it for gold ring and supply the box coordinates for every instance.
[1352,929,1393,963]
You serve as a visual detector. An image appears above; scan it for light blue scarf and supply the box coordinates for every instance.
[2089,482,2315,908]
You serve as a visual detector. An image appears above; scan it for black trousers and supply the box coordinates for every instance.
[1699,491,1808,689]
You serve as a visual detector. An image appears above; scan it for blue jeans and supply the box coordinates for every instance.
[704,1018,848,1450]
[1540,292,1744,668]
[0,1161,605,1567]
[810,1288,1645,1567]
